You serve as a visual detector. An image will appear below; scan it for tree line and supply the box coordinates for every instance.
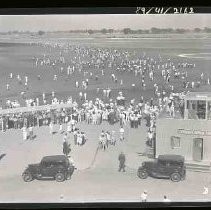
[1,27,211,35]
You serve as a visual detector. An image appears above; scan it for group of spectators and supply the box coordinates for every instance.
[1,41,209,154]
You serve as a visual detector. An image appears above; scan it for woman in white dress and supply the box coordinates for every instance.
[59,123,63,133]
[67,121,71,133]
[22,126,27,141]
[77,133,83,146]
[49,122,54,135]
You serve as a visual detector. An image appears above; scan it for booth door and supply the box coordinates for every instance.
[193,138,203,161]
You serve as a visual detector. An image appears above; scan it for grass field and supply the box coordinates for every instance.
[0,35,211,108]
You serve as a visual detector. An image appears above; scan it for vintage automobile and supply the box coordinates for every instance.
[137,155,186,182]
[22,155,76,182]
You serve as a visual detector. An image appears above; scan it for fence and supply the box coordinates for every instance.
[0,103,73,115]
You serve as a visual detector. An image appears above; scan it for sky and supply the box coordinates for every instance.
[0,14,210,32]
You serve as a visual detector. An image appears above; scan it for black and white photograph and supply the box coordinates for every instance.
[0,12,211,204]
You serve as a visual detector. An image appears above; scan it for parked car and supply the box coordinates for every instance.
[137,155,186,182]
[22,155,76,182]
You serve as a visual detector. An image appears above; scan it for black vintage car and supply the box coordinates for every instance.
[22,155,75,182]
[137,155,186,182]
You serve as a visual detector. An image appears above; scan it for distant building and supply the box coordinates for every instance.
[156,92,211,166]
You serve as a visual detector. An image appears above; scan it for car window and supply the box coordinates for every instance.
[41,161,53,167]
[170,161,183,167]
[54,161,65,167]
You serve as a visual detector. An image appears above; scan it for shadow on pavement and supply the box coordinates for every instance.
[0,153,6,161]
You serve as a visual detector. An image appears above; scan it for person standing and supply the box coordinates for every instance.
[118,152,126,172]
[22,125,27,141]
[79,92,83,100]
[105,131,111,146]
[130,113,135,128]
[59,122,63,134]
[163,195,171,202]
[141,191,148,202]
[101,132,106,151]
[70,118,76,132]
[49,121,54,135]
[63,135,71,156]
[73,129,78,145]
[207,77,210,85]
[42,92,45,104]
[111,130,116,146]
[63,139,68,156]
[29,126,33,140]
[84,92,87,101]
[137,111,142,126]
[77,132,83,146]
[36,97,39,106]
[6,84,10,91]
[119,126,125,141]
[67,121,71,133]
[134,115,139,128]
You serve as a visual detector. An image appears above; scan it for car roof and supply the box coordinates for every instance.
[158,155,184,162]
[41,155,68,162]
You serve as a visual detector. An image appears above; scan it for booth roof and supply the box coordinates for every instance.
[185,92,211,100]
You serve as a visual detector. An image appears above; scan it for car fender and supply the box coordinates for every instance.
[22,169,34,178]
[171,169,182,176]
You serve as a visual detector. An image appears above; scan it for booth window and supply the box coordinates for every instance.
[187,100,206,120]
[197,100,206,119]
[171,136,181,148]
[208,101,211,120]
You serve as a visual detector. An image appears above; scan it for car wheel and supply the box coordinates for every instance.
[170,172,181,182]
[137,169,148,179]
[22,172,33,182]
[55,172,65,182]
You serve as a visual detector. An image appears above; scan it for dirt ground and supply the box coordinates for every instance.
[0,120,210,203]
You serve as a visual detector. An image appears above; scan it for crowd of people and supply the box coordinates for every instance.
[1,41,210,153]
[1,41,209,109]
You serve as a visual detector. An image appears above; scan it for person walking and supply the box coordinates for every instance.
[118,152,126,172]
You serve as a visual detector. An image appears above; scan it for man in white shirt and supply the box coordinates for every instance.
[141,191,147,202]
